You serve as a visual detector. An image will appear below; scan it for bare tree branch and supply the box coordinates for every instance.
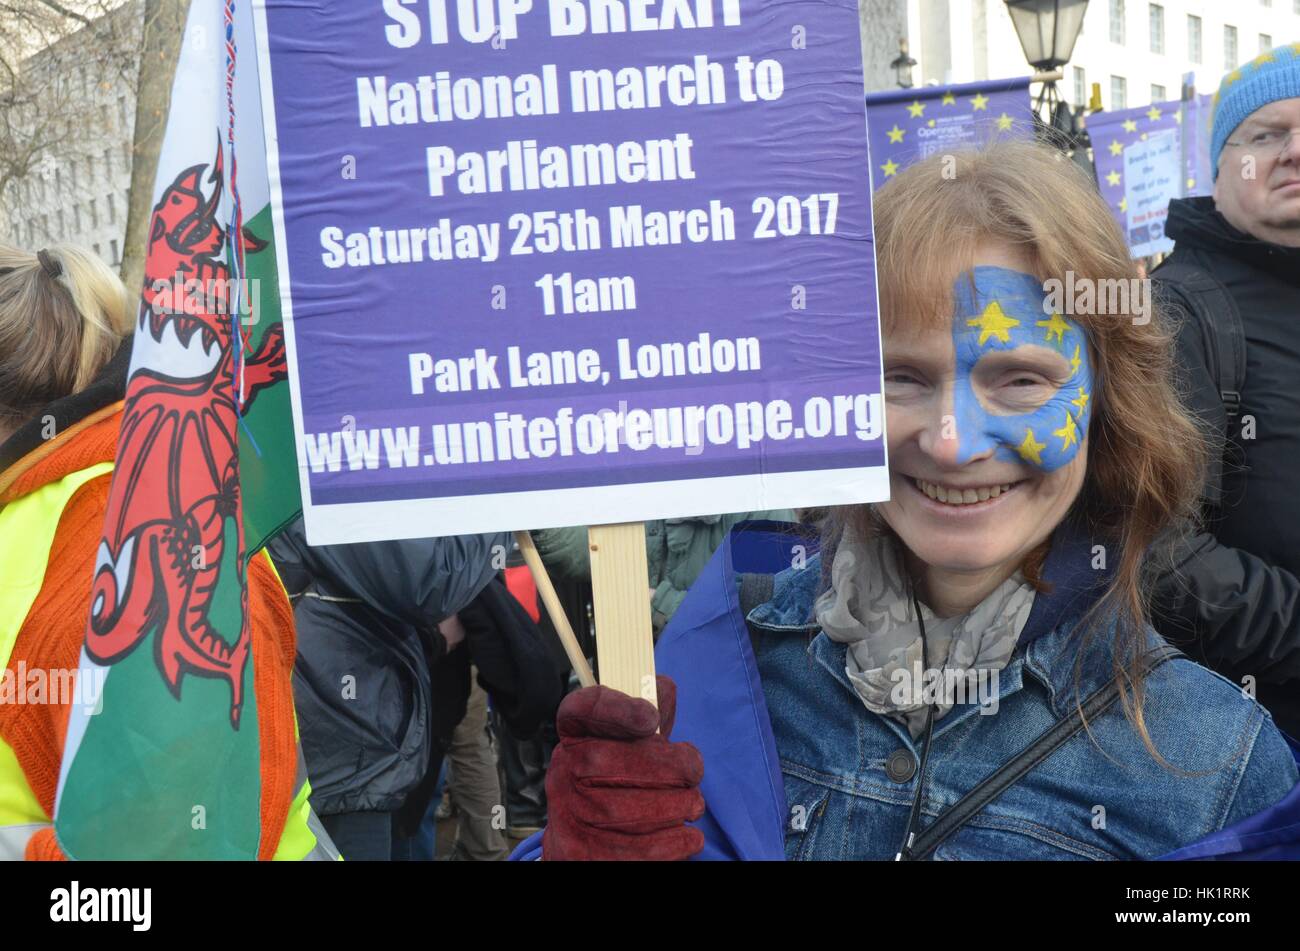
[0,0,143,248]
[34,0,94,27]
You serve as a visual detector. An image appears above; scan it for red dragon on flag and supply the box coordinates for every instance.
[86,143,286,728]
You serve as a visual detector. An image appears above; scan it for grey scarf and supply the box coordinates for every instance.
[813,524,1035,739]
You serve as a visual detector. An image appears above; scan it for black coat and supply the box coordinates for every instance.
[1153,197,1300,736]
[394,572,568,833]
[267,521,507,815]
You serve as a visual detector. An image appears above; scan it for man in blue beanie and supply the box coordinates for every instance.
[1152,44,1300,738]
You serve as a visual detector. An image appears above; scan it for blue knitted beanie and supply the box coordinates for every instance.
[1211,43,1300,180]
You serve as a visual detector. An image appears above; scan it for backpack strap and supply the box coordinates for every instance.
[905,643,1184,860]
[1151,257,1247,423]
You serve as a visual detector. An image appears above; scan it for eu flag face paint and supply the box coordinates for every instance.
[951,267,1094,473]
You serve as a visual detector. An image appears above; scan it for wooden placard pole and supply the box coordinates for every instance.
[587,522,658,708]
[515,530,596,688]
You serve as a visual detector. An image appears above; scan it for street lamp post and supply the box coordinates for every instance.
[890,38,917,90]
[1004,0,1090,155]
[1004,0,1089,71]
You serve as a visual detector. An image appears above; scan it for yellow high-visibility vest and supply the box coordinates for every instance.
[0,462,336,860]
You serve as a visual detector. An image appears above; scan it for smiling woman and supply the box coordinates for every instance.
[529,139,1300,863]
[866,141,1192,639]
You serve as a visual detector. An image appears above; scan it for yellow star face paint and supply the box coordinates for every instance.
[951,267,1094,473]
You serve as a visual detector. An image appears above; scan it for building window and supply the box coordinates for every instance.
[1149,4,1164,54]
[107,194,116,224]
[103,148,112,176]
[1073,66,1088,107]
[1225,25,1239,69]
[1260,34,1273,54]
[1110,0,1126,44]
[110,239,119,265]
[1111,75,1128,109]
[74,205,81,231]
[93,243,101,258]
[89,198,98,229]
[1152,83,1167,102]
[1188,15,1202,64]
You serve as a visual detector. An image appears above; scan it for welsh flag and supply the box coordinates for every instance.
[49,0,299,859]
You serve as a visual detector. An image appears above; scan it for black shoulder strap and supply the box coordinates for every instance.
[906,643,1184,860]
[1152,258,1247,423]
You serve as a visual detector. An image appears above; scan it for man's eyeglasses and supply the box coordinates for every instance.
[1224,128,1300,160]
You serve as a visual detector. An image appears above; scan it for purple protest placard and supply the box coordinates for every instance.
[252,0,886,542]
[866,77,1033,190]
[1085,94,1213,255]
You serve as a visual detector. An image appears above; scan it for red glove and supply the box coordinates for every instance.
[542,675,705,861]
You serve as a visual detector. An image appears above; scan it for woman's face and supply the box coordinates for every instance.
[877,244,1091,580]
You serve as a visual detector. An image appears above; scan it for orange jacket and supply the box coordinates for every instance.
[0,404,300,860]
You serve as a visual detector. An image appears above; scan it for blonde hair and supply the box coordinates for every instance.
[828,140,1208,755]
[0,243,131,424]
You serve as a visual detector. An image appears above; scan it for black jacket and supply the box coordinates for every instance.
[267,522,507,815]
[1153,197,1300,736]
[268,524,565,826]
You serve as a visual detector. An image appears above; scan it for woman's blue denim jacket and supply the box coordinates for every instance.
[746,532,1299,860]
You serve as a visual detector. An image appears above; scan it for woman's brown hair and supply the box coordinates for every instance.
[0,243,131,430]
[825,140,1207,754]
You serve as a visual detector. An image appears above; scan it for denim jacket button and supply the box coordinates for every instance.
[885,748,917,783]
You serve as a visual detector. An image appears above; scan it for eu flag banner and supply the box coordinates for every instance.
[1085,94,1214,256]
[865,77,1034,190]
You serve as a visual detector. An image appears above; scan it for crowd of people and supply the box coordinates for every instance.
[0,48,1298,861]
